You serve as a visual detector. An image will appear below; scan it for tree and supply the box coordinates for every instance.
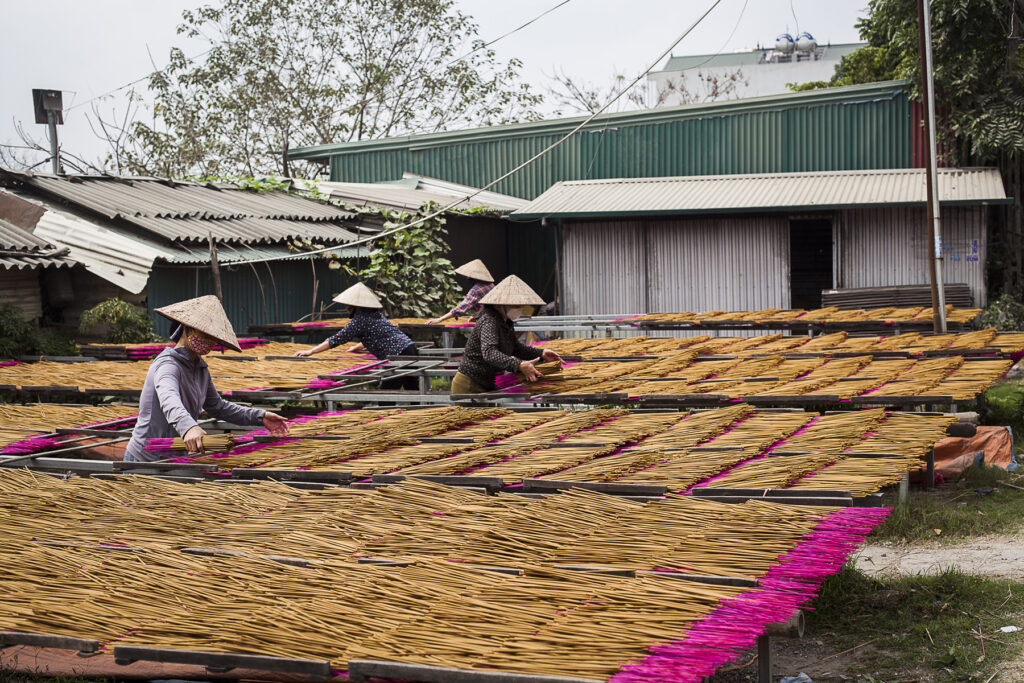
[788,46,897,91]
[790,0,1024,296]
[547,67,747,115]
[344,205,459,318]
[94,0,544,178]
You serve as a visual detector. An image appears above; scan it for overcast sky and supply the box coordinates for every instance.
[0,0,868,170]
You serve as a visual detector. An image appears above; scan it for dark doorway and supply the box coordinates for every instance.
[789,219,833,310]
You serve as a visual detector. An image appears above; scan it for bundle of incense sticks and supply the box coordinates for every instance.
[145,434,237,452]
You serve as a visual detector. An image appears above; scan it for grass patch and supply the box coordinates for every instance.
[808,565,1024,681]
[871,465,1024,543]
[430,376,451,391]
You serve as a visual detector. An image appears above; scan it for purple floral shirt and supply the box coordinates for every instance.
[452,282,495,317]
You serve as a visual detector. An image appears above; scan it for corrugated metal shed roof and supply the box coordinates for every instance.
[28,199,178,293]
[0,169,358,244]
[657,42,865,72]
[0,217,74,270]
[164,242,371,264]
[315,173,528,213]
[511,168,1012,219]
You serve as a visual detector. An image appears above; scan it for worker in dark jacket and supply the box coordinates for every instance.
[294,282,418,390]
[125,295,288,461]
[451,275,561,394]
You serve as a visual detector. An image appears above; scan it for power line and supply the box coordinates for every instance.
[228,0,726,267]
[445,0,574,67]
[64,46,216,111]
[673,0,750,73]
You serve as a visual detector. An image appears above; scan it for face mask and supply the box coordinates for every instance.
[186,332,216,356]
[505,307,522,321]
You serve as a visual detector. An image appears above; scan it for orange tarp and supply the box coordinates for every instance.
[933,425,1015,480]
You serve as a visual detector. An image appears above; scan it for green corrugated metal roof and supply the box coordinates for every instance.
[290,80,916,199]
[657,42,865,72]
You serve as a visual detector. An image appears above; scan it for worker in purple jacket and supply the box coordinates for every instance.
[293,282,418,389]
[124,295,288,461]
[427,259,495,325]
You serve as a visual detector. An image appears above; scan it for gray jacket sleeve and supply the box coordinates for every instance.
[153,360,200,436]
[202,375,266,426]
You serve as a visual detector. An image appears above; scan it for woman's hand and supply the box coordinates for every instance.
[427,312,453,325]
[183,425,207,454]
[262,412,289,437]
[540,349,562,363]
[519,360,542,382]
[292,349,315,357]
[347,343,366,353]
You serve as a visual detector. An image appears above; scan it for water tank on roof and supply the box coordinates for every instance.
[796,31,817,52]
[775,33,795,53]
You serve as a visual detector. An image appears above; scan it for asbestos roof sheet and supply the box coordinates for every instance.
[0,169,357,244]
[27,198,180,293]
[123,215,359,244]
[512,168,1012,219]
[315,173,528,213]
[0,217,52,251]
[163,242,371,264]
[0,217,74,270]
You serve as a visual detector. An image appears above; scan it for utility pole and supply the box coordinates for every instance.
[208,232,224,301]
[916,0,947,332]
[32,89,64,174]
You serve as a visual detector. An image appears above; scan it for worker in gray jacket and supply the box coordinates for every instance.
[124,295,288,462]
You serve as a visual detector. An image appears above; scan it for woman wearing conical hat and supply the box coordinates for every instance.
[451,275,562,395]
[426,259,495,325]
[124,295,289,461]
[293,282,419,390]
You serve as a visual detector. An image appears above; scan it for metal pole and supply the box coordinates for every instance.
[46,110,59,174]
[918,0,947,332]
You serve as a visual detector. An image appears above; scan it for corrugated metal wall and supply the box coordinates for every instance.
[647,217,790,311]
[147,261,356,338]
[837,206,987,306]
[330,89,913,199]
[563,222,646,314]
[562,216,789,316]
[0,269,42,322]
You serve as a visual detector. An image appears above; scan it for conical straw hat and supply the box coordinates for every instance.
[454,259,494,283]
[333,281,383,309]
[155,295,241,352]
[479,274,545,306]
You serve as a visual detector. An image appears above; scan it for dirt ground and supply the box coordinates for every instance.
[853,533,1024,579]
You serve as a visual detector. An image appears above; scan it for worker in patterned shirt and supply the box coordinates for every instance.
[451,275,561,395]
[426,259,495,325]
[293,282,418,390]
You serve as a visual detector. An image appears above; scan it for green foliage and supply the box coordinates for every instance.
[809,565,1024,680]
[103,0,544,178]
[977,377,1024,446]
[0,305,78,359]
[344,205,459,317]
[858,0,1024,161]
[980,294,1024,331]
[0,304,33,359]
[79,298,161,344]
[788,45,899,92]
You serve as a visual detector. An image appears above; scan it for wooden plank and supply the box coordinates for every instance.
[347,660,599,683]
[0,631,99,653]
[113,646,331,678]
[521,479,666,497]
